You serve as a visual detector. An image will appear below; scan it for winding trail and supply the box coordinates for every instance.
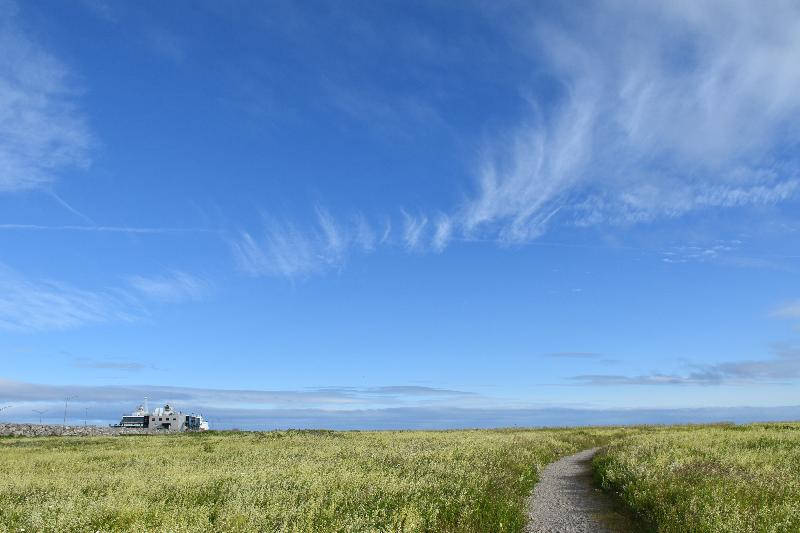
[525,448,642,533]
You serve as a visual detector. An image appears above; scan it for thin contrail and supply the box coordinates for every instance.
[0,224,219,234]
[46,190,96,225]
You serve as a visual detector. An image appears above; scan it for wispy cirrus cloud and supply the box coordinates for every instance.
[231,208,385,277]
[0,1,91,193]
[232,221,330,278]
[230,207,460,277]
[0,264,138,332]
[128,270,209,303]
[230,2,800,279]
[400,210,429,251]
[461,1,800,242]
[0,264,208,332]
[661,242,740,264]
[771,301,800,320]
[431,214,453,253]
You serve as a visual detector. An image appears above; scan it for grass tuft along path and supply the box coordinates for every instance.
[594,422,800,532]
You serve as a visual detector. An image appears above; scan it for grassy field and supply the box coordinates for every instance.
[594,422,800,533]
[3,423,798,532]
[0,427,632,532]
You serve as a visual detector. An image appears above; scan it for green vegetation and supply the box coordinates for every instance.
[0,427,630,532]
[594,423,800,533]
[3,423,798,532]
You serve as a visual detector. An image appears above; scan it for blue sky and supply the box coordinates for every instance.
[2,0,800,429]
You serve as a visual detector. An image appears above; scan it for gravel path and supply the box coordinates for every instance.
[525,448,642,533]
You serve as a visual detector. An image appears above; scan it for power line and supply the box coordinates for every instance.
[63,396,77,427]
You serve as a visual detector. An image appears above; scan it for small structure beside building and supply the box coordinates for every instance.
[117,403,151,428]
[112,400,209,431]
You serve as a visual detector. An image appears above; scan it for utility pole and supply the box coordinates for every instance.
[63,396,77,427]
[32,409,47,424]
[84,407,88,426]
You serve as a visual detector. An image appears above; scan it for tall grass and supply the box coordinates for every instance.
[593,423,800,533]
[0,427,630,532]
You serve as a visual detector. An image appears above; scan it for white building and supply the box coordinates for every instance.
[149,404,207,431]
[114,402,209,431]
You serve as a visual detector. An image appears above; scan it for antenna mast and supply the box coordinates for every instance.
[63,396,77,427]
[32,409,47,424]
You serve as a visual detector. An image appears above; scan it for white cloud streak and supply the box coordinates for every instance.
[461,0,800,241]
[232,222,329,278]
[401,210,428,250]
[0,264,208,332]
[771,301,800,320]
[233,1,800,278]
[128,270,209,303]
[462,99,591,242]
[0,224,216,234]
[432,214,453,252]
[0,264,137,332]
[232,210,394,277]
[353,213,376,252]
[0,2,91,192]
